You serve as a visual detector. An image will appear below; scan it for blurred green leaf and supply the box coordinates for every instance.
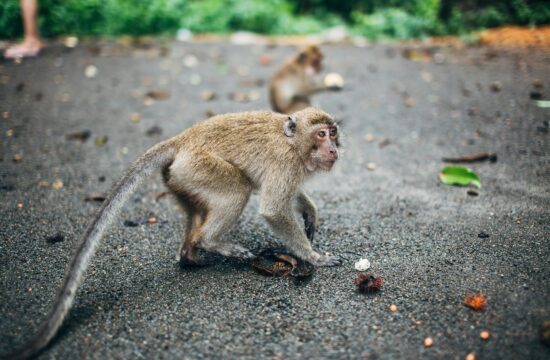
[439,166,481,188]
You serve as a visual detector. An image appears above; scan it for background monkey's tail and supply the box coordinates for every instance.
[5,138,178,360]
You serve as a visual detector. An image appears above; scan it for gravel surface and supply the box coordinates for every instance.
[0,40,549,359]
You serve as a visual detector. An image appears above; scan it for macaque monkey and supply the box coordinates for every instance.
[269,45,342,114]
[6,107,341,359]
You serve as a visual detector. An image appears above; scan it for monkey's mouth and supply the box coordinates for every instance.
[319,160,336,170]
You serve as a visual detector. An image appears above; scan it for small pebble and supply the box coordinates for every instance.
[52,179,64,190]
[480,330,490,340]
[466,352,476,360]
[389,304,397,312]
[147,217,158,224]
[424,337,433,348]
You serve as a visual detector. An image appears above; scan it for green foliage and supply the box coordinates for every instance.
[351,8,437,39]
[0,0,548,39]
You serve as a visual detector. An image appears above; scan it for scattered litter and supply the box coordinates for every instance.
[201,90,216,101]
[424,337,433,348]
[466,353,476,360]
[65,130,91,142]
[355,273,383,293]
[402,48,431,62]
[17,203,23,209]
[251,249,314,278]
[490,81,502,93]
[183,55,198,68]
[389,304,397,312]
[147,216,158,224]
[464,293,487,311]
[534,100,550,108]
[84,192,107,202]
[95,135,108,146]
[442,153,497,163]
[260,55,272,66]
[467,189,479,197]
[84,65,98,78]
[365,133,375,142]
[530,92,543,100]
[439,166,481,188]
[123,220,139,227]
[378,138,390,148]
[478,232,490,239]
[403,96,416,107]
[46,233,65,244]
[64,36,78,48]
[130,112,141,122]
[52,179,64,190]
[145,90,170,101]
[366,163,376,171]
[354,258,371,271]
[190,74,202,85]
[38,180,49,188]
[146,125,163,136]
[231,91,260,102]
[12,154,22,162]
[324,73,344,89]
[480,330,490,340]
[540,321,550,346]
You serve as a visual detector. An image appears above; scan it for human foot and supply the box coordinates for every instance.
[4,38,42,59]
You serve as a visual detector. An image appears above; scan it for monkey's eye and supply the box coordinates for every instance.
[318,130,326,138]
[330,128,337,137]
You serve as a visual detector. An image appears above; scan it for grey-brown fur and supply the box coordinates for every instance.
[6,107,340,359]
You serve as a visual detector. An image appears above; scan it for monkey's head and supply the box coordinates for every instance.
[297,45,323,74]
[284,107,340,172]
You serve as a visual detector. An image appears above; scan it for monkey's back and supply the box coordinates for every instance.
[175,111,305,186]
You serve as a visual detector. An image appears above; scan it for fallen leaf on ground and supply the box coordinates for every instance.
[402,49,432,62]
[442,153,497,163]
[464,293,487,311]
[355,273,383,293]
[251,249,314,278]
[64,36,78,48]
[231,91,260,102]
[439,166,481,188]
[201,90,216,101]
[146,125,163,136]
[123,220,139,227]
[378,138,390,148]
[540,321,550,346]
[467,189,479,196]
[84,192,107,202]
[403,97,416,107]
[145,90,170,101]
[490,81,502,92]
[65,130,91,142]
[95,135,108,146]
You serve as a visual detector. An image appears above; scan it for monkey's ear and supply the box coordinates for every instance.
[284,115,297,137]
[298,52,307,64]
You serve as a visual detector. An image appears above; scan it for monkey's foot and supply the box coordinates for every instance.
[311,255,341,267]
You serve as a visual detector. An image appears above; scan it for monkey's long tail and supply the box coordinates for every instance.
[5,139,178,360]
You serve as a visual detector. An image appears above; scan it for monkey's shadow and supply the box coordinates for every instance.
[45,249,302,353]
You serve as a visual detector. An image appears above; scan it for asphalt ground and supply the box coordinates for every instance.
[0,39,549,359]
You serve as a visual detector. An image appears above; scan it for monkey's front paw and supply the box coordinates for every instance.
[312,255,341,267]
